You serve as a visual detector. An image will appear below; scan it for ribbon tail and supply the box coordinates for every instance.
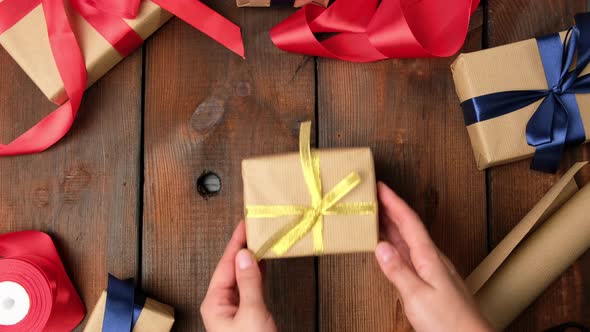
[530,100,569,173]
[152,0,245,58]
[526,94,558,147]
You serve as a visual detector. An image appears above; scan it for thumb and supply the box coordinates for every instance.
[235,249,266,309]
[375,242,426,299]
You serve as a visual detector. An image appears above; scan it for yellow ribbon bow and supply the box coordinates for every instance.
[246,122,377,260]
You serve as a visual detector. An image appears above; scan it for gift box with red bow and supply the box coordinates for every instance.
[0,0,243,156]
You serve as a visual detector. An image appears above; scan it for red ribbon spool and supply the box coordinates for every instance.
[0,231,85,332]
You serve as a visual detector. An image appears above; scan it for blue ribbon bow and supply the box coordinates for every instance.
[102,274,146,332]
[461,13,590,173]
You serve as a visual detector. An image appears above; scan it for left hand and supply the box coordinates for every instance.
[200,221,277,332]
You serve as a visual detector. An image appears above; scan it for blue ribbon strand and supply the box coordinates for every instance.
[102,274,146,332]
[461,13,590,173]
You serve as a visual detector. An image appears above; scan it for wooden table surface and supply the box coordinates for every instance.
[1,1,589,331]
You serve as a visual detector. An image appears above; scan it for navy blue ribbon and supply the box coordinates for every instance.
[461,13,590,173]
[102,274,147,332]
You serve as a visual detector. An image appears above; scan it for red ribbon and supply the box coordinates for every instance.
[0,231,85,331]
[0,0,244,156]
[270,0,479,62]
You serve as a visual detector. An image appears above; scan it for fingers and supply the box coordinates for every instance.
[380,213,412,266]
[375,242,427,298]
[207,221,246,294]
[235,249,266,310]
[377,182,447,286]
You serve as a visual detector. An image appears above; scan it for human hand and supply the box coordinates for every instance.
[201,221,277,332]
[374,182,493,332]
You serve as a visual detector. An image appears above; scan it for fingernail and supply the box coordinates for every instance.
[237,250,253,270]
[376,243,395,264]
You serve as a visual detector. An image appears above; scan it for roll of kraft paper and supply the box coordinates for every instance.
[0,231,85,331]
[466,162,590,331]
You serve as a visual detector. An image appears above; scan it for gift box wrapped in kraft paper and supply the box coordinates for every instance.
[451,13,590,173]
[466,162,590,331]
[0,1,171,105]
[0,0,243,156]
[84,275,174,332]
[236,0,329,8]
[242,122,378,260]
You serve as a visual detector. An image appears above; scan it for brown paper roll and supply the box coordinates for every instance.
[467,163,590,331]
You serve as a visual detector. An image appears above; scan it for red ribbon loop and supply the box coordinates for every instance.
[0,0,244,156]
[271,0,479,62]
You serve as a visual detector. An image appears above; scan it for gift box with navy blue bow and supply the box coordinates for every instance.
[451,13,590,173]
[84,275,175,332]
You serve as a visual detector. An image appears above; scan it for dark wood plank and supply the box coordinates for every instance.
[142,3,316,331]
[487,1,590,330]
[316,8,486,332]
[0,43,143,329]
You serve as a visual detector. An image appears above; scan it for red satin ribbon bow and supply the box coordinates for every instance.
[0,0,244,156]
[0,231,85,331]
[271,0,479,62]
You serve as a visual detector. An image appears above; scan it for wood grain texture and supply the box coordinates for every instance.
[0,44,143,329]
[141,3,316,331]
[316,7,487,332]
[487,1,590,330]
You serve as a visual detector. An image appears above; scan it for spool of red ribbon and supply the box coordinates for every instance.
[0,231,85,331]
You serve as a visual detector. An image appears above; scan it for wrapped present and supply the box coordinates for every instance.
[466,162,590,331]
[242,122,378,260]
[451,13,590,173]
[236,0,329,8]
[0,0,243,156]
[84,274,174,332]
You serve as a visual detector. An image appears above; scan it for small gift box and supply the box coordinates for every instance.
[451,13,590,173]
[0,1,171,104]
[84,275,175,332]
[466,162,590,331]
[236,0,329,8]
[242,122,378,260]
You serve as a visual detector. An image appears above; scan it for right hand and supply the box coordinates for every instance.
[374,182,493,332]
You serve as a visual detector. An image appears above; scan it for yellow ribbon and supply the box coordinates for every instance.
[246,122,377,260]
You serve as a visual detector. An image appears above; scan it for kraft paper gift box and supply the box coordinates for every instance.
[451,30,590,171]
[466,162,590,331]
[0,1,172,104]
[84,290,175,332]
[236,0,329,8]
[242,122,378,259]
